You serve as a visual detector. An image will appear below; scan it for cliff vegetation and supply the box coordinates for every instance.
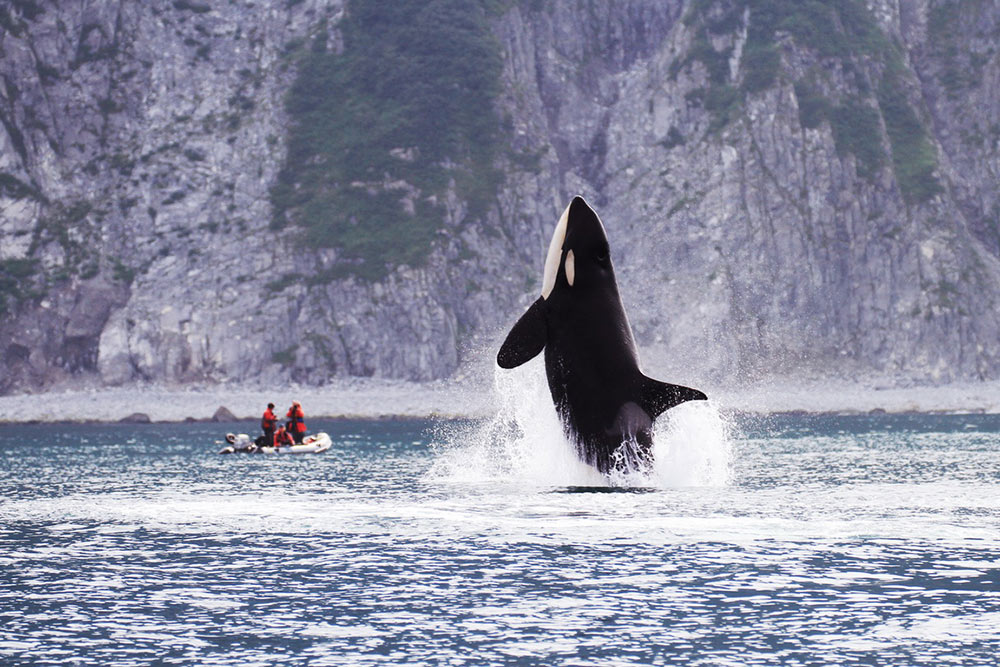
[271,0,506,280]
[677,0,940,202]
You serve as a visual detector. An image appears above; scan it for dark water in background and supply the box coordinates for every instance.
[2,413,1000,666]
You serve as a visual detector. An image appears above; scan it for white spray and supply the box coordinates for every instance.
[428,359,733,488]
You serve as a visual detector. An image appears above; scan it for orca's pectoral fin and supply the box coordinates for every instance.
[497,297,547,369]
[639,375,707,420]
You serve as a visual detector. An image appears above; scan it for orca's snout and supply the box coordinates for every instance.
[563,195,608,250]
[568,195,590,216]
[566,196,597,234]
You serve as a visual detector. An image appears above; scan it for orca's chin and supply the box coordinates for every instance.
[541,200,572,300]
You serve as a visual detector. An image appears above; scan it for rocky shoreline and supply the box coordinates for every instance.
[0,379,484,425]
[2,378,999,424]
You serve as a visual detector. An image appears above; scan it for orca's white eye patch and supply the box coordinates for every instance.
[565,249,575,286]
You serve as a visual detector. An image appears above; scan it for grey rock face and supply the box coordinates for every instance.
[1,0,999,394]
[493,0,1000,387]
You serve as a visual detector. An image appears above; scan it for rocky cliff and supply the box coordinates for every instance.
[1,0,999,394]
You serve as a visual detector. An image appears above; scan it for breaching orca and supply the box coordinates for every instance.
[497,196,707,473]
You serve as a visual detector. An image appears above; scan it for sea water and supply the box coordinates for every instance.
[2,383,999,664]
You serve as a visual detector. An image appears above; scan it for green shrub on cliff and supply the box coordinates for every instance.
[681,0,940,203]
[877,69,942,203]
[272,0,505,281]
[0,258,36,316]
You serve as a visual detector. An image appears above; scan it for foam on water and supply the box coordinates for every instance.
[427,359,733,488]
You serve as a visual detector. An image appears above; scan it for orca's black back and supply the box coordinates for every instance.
[543,282,646,470]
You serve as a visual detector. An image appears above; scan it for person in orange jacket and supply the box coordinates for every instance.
[260,402,277,446]
[273,424,294,448]
[285,400,306,444]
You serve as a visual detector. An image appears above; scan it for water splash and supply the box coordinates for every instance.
[427,360,603,486]
[428,360,733,488]
[649,399,733,487]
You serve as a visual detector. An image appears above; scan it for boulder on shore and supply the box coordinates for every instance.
[211,406,238,422]
[119,412,151,424]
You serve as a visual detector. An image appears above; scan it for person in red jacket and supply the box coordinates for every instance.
[260,402,277,446]
[273,424,294,448]
[286,400,306,444]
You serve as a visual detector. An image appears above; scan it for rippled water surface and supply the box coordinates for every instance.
[3,410,1000,665]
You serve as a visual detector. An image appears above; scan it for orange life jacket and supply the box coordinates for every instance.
[274,429,294,447]
[261,409,277,431]
[286,406,306,433]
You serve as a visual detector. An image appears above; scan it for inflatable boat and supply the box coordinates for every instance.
[218,432,332,455]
